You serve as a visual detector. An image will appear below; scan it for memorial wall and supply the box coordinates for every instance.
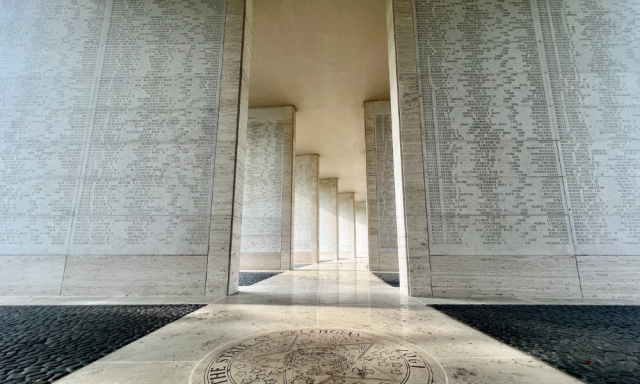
[355,202,368,258]
[364,101,400,271]
[390,0,640,298]
[0,0,252,296]
[319,178,339,261]
[338,192,356,259]
[293,155,319,263]
[239,107,295,270]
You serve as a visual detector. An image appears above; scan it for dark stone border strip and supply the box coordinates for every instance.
[372,272,400,287]
[239,271,283,286]
[0,305,205,384]
[431,305,640,384]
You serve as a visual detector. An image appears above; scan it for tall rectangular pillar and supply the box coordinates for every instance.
[0,0,253,297]
[319,178,339,261]
[386,0,432,296]
[355,202,368,259]
[240,106,295,270]
[338,192,356,259]
[364,100,399,272]
[208,0,254,295]
[293,155,319,263]
[387,0,630,298]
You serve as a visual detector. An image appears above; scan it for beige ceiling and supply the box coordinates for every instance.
[248,0,390,201]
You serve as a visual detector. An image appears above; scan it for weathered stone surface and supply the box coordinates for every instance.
[431,255,582,298]
[61,256,207,296]
[577,256,640,299]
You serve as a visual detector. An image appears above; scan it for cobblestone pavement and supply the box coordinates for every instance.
[432,305,640,384]
[238,271,283,286]
[0,305,204,384]
[372,272,400,287]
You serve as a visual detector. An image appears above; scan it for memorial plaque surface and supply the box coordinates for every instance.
[88,108,217,143]
[240,108,284,254]
[428,215,574,256]
[423,141,562,177]
[0,180,78,216]
[571,215,640,256]
[415,0,640,258]
[559,141,640,177]
[0,0,226,256]
[294,157,316,254]
[426,177,567,216]
[0,110,89,142]
[319,180,337,254]
[355,202,368,256]
[373,104,398,253]
[0,217,72,255]
[555,107,640,141]
[338,193,355,257]
[69,215,209,255]
[425,106,555,141]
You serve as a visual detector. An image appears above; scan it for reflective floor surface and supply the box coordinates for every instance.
[40,258,588,384]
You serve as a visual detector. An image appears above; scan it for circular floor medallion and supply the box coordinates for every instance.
[190,328,446,384]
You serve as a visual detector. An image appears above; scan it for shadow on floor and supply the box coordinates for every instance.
[238,271,283,286]
[432,305,640,384]
[0,305,204,384]
[372,272,400,287]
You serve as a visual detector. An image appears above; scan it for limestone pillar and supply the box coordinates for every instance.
[293,155,319,263]
[0,0,252,297]
[364,100,399,272]
[388,0,598,298]
[239,106,295,270]
[386,0,431,296]
[208,0,254,295]
[319,178,339,261]
[338,192,356,259]
[355,202,368,259]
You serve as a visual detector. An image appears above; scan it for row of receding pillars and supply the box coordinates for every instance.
[238,102,396,271]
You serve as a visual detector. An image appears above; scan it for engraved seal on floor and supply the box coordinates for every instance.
[190,328,446,384]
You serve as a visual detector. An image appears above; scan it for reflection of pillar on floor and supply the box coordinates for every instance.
[355,202,368,258]
[364,100,399,272]
[293,155,319,263]
[319,178,339,261]
[338,192,356,259]
[240,106,296,270]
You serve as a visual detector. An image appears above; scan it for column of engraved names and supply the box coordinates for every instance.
[69,0,225,255]
[0,0,108,254]
[374,110,398,253]
[414,0,572,255]
[240,109,284,254]
[537,0,640,255]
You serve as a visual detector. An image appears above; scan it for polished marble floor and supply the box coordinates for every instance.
[26,258,593,384]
